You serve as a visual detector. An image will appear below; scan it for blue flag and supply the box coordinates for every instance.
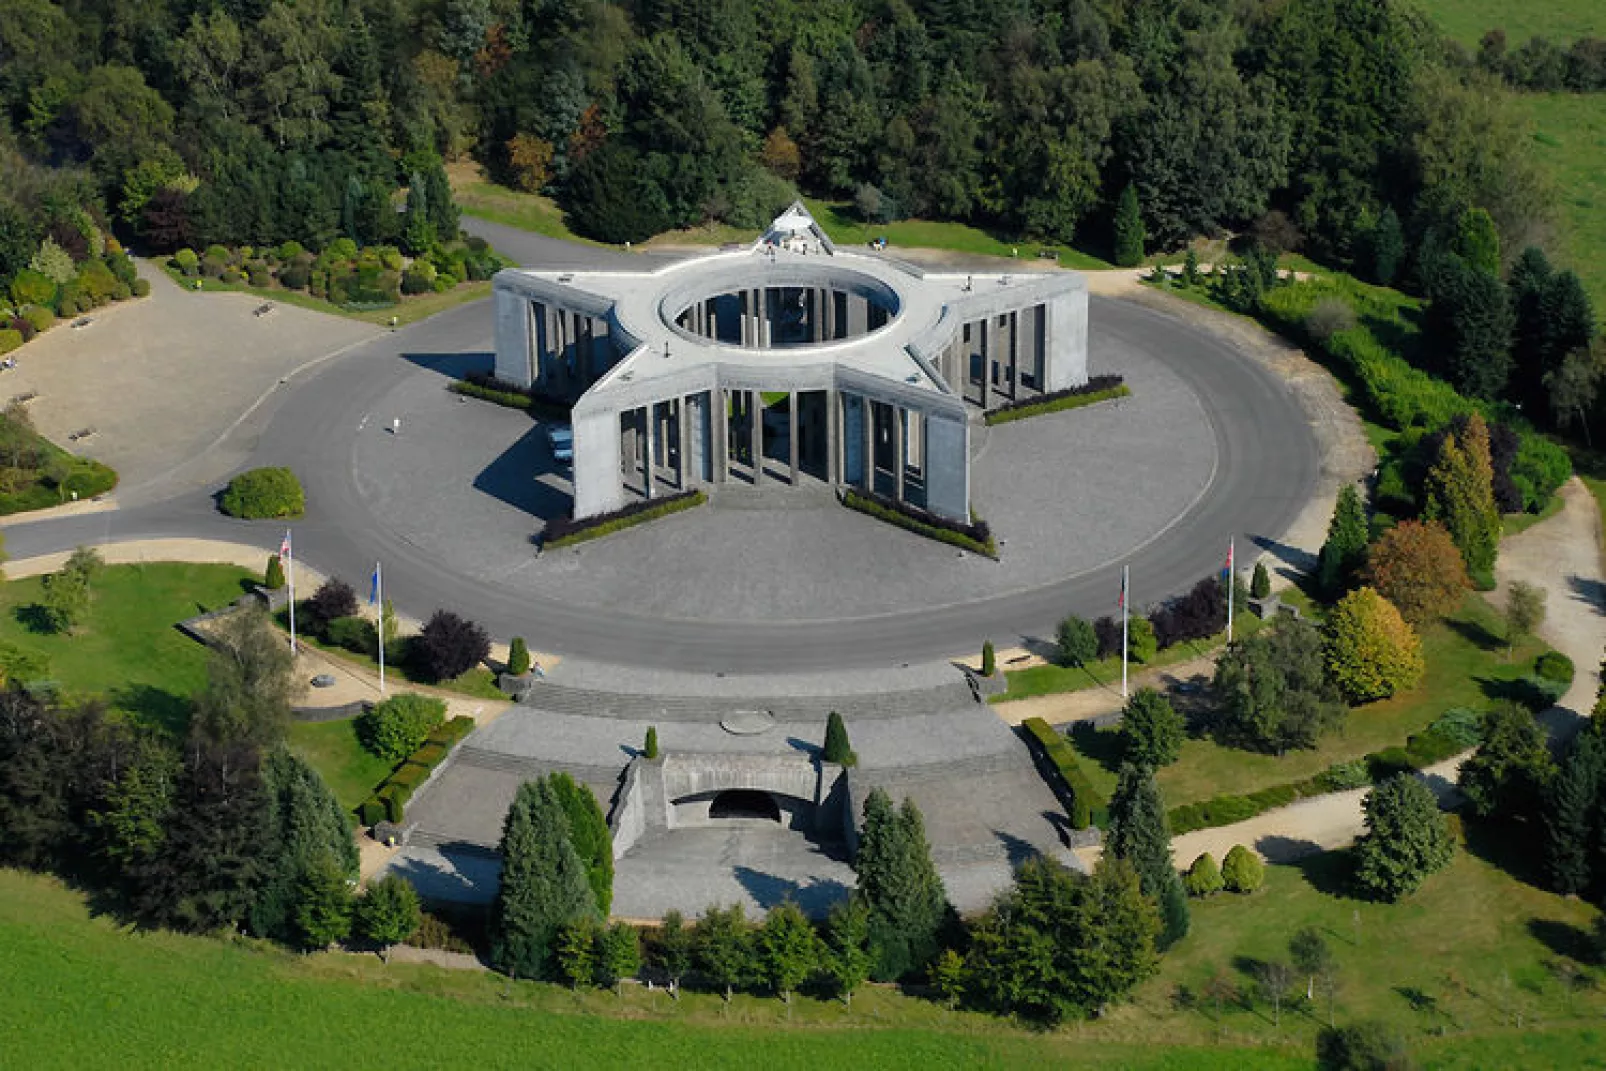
[368,563,380,606]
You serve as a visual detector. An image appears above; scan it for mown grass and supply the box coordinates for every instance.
[996,613,1265,702]
[5,811,1605,1068]
[1065,594,1547,807]
[1418,0,1601,46]
[286,717,397,813]
[0,562,252,732]
[158,262,493,327]
[1519,92,1606,313]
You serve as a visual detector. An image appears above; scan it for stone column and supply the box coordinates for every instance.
[678,396,691,489]
[893,406,906,502]
[827,388,841,486]
[824,289,836,340]
[788,391,800,484]
[863,397,875,492]
[642,403,656,499]
[750,390,763,484]
[712,389,727,483]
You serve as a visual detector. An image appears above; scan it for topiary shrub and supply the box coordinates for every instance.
[219,466,304,519]
[1222,844,1265,893]
[173,248,199,276]
[1184,853,1224,898]
[507,636,531,676]
[980,639,995,677]
[379,783,410,823]
[357,693,448,763]
[358,796,387,828]
[1534,651,1574,686]
[264,554,285,590]
[822,711,857,766]
[1251,561,1271,599]
[644,725,659,760]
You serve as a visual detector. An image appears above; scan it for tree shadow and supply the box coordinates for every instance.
[1290,848,1354,898]
[1068,722,1125,777]
[13,604,54,635]
[1526,918,1601,966]
[1254,835,1323,864]
[993,829,1041,869]
[1248,533,1317,581]
[1446,616,1504,652]
[1460,816,1550,890]
[110,684,194,736]
[1566,574,1606,616]
[731,866,851,917]
[1393,985,1448,1021]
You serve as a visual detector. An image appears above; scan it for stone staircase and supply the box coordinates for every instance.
[518,679,979,723]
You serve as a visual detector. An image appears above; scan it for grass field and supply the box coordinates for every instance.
[1066,594,1547,807]
[287,717,397,812]
[1419,0,1600,46]
[1519,92,1606,312]
[0,562,253,731]
[995,615,1264,702]
[5,813,1604,1069]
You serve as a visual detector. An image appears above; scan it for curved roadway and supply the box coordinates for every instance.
[4,221,1318,673]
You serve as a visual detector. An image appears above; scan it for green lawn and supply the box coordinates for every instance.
[1418,0,1600,46]
[996,615,1264,702]
[1519,92,1606,313]
[287,718,397,813]
[1067,594,1547,808]
[0,562,252,732]
[6,814,1604,1069]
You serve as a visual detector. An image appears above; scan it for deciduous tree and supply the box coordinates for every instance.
[415,610,491,682]
[1324,588,1424,703]
[1213,617,1346,753]
[1363,520,1469,627]
[758,901,819,1004]
[355,874,421,962]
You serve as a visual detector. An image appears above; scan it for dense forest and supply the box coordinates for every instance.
[0,0,1568,266]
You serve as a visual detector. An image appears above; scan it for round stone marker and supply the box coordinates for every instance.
[720,710,775,735]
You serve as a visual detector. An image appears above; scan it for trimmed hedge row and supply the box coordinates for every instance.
[359,715,477,827]
[450,372,572,420]
[544,489,707,549]
[1021,718,1104,829]
[1167,710,1485,835]
[984,376,1130,426]
[841,488,996,557]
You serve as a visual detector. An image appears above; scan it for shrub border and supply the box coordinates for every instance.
[1021,718,1105,829]
[984,375,1130,426]
[450,373,572,421]
[544,490,706,549]
[840,487,997,558]
[358,715,478,827]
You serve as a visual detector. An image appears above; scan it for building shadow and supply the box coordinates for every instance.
[384,842,502,906]
[400,350,496,381]
[472,424,573,521]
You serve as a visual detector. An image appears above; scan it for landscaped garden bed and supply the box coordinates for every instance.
[543,489,707,549]
[983,375,1129,426]
[840,487,996,557]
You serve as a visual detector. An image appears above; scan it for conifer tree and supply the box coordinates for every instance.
[1423,413,1501,586]
[853,789,949,981]
[824,898,873,1006]
[1353,774,1454,901]
[547,772,613,916]
[1114,184,1145,267]
[1106,763,1188,947]
[490,779,597,980]
[251,749,359,944]
[293,848,355,949]
[403,171,435,254]
[265,554,285,591]
[1317,484,1368,597]
[1251,560,1271,600]
[822,711,856,766]
[355,874,421,962]
[1122,688,1185,767]
[1544,729,1604,895]
[506,636,531,676]
[643,725,659,760]
[759,901,820,1004]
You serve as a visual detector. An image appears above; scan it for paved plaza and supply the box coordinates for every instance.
[352,308,1212,622]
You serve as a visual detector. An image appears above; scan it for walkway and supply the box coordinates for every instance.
[1116,477,1605,870]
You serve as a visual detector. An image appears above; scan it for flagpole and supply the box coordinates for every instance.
[376,562,386,696]
[286,530,297,655]
[1121,564,1129,700]
[1226,537,1235,644]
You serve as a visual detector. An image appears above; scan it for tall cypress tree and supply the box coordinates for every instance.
[403,171,435,254]
[1545,730,1604,895]
[1318,484,1369,597]
[491,778,597,979]
[1106,763,1189,948]
[1424,413,1501,585]
[852,788,949,981]
[1113,183,1145,268]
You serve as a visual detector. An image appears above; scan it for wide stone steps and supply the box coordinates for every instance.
[518,680,978,723]
[453,746,625,786]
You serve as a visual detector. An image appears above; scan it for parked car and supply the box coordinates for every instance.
[546,423,573,463]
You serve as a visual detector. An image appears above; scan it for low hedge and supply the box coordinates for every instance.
[1535,651,1575,686]
[358,796,387,828]
[984,376,1130,425]
[545,489,707,549]
[219,466,305,519]
[379,783,411,824]
[1021,718,1103,829]
[450,372,572,420]
[841,487,996,557]
[409,742,449,767]
[427,715,476,747]
[387,762,433,791]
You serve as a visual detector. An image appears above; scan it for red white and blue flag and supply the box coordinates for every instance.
[279,531,291,559]
[1221,539,1234,582]
[1117,570,1126,609]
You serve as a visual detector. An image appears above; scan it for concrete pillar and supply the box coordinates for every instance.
[863,397,875,492]
[827,388,841,486]
[788,391,799,484]
[824,289,836,340]
[712,389,727,483]
[677,397,690,489]
[642,404,656,499]
[894,406,906,502]
[750,390,763,484]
